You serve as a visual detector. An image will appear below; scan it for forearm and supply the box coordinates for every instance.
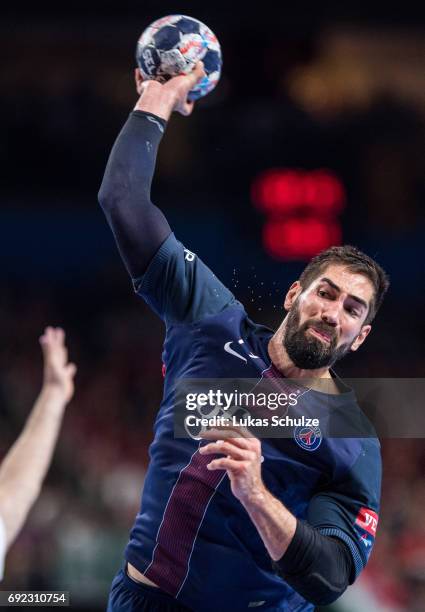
[243,490,353,606]
[0,386,66,547]
[98,110,171,278]
[243,487,297,560]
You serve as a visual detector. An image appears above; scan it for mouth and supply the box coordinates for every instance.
[308,327,332,344]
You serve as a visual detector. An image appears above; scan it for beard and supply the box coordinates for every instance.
[283,301,352,370]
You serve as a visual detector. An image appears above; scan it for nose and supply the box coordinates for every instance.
[321,302,340,327]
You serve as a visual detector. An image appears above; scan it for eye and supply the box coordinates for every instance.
[346,307,360,317]
[318,289,330,298]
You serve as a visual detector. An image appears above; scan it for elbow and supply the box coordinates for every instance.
[98,168,123,213]
[98,182,113,213]
[278,573,348,607]
[98,176,137,219]
[98,183,123,225]
[308,587,348,607]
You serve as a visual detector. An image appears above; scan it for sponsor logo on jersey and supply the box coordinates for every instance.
[184,248,196,262]
[223,339,259,363]
[355,507,378,536]
[294,425,322,451]
[224,340,247,363]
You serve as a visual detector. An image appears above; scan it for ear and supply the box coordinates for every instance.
[283,281,303,311]
[135,68,144,95]
[350,324,372,352]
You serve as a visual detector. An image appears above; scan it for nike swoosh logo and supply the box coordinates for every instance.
[224,341,247,363]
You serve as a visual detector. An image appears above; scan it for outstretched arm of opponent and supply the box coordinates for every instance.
[98,63,205,279]
[0,328,76,550]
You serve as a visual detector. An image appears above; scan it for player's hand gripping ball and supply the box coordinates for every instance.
[136,15,222,101]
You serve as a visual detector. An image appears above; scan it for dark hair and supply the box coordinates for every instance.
[298,245,390,324]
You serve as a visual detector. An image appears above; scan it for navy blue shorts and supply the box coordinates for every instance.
[107,568,193,612]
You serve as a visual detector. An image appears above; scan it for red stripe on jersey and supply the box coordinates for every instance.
[144,449,224,596]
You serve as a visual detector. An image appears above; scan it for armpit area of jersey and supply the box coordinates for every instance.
[272,519,353,606]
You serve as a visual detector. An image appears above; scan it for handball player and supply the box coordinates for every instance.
[99,62,389,611]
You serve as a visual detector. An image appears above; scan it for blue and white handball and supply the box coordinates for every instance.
[136,15,222,101]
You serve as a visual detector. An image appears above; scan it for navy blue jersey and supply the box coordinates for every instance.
[125,233,381,612]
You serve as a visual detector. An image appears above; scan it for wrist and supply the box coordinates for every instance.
[39,384,68,407]
[134,84,176,121]
[240,483,269,511]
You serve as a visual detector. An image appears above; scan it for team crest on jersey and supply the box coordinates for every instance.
[294,425,322,451]
[359,533,373,548]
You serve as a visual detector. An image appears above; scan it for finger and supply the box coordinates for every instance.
[66,363,77,378]
[200,432,252,451]
[199,441,253,461]
[134,67,145,94]
[200,425,254,442]
[218,424,253,439]
[54,327,65,346]
[179,100,195,117]
[181,61,205,93]
[44,326,54,341]
[200,425,251,437]
[43,327,56,347]
[47,337,65,366]
[218,440,259,460]
[39,327,53,351]
[200,433,254,452]
[207,458,245,471]
[192,60,206,84]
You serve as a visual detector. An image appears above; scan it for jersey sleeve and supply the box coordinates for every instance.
[132,233,236,325]
[307,439,382,581]
[0,514,6,582]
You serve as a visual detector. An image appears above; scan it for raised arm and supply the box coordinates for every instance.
[0,328,76,550]
[98,62,205,279]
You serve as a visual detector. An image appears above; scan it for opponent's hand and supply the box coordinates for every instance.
[199,426,266,505]
[134,61,206,119]
[39,327,76,404]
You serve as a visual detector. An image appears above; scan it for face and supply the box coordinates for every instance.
[283,264,374,370]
